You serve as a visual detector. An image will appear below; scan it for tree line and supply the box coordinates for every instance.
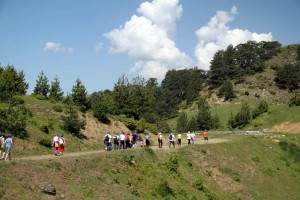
[0,41,299,138]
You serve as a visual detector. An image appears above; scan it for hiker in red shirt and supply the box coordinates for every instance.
[203,130,208,143]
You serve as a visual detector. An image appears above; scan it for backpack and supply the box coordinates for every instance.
[169,134,172,140]
[114,136,118,143]
[105,135,109,142]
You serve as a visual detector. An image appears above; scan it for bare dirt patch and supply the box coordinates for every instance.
[265,122,300,133]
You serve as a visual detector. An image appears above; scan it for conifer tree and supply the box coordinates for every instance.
[33,71,49,97]
[71,78,89,112]
[49,76,64,101]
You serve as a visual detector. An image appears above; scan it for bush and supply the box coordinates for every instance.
[40,124,49,134]
[35,94,47,100]
[39,139,52,148]
[289,93,300,106]
[244,91,249,96]
[52,104,63,112]
[163,155,179,173]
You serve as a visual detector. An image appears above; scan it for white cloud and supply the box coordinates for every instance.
[195,6,273,70]
[43,42,73,53]
[104,0,192,80]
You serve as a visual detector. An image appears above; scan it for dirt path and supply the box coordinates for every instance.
[14,138,230,161]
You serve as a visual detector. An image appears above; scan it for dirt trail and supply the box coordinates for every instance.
[13,138,230,161]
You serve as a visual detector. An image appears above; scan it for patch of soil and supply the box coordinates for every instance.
[81,114,130,142]
[265,122,300,133]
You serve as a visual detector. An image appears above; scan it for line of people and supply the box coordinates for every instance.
[0,133,13,161]
[158,130,208,148]
[103,132,151,151]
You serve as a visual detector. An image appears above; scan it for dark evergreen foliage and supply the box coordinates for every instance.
[209,41,281,88]
[275,63,300,91]
[61,96,86,136]
[49,76,64,101]
[0,65,28,102]
[33,71,49,97]
[71,78,90,112]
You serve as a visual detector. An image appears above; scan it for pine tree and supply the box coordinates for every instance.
[196,97,213,130]
[71,78,89,112]
[33,71,49,97]
[49,76,64,101]
[61,96,86,136]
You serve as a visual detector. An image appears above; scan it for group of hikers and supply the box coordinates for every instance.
[52,132,66,156]
[0,133,13,161]
[103,131,151,151]
[103,130,209,152]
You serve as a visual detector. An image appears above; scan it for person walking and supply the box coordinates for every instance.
[191,132,196,144]
[0,133,5,159]
[158,132,163,148]
[53,132,59,156]
[113,132,120,150]
[119,132,125,150]
[104,132,112,151]
[177,132,182,146]
[169,132,175,148]
[59,133,66,156]
[4,133,13,161]
[145,133,150,147]
[203,130,209,143]
[125,132,131,149]
[132,132,138,149]
[187,131,191,145]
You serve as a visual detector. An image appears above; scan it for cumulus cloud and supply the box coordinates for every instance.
[195,6,273,70]
[43,42,73,53]
[104,0,192,80]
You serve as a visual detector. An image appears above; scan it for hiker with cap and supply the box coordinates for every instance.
[119,131,125,149]
[104,132,112,151]
[53,132,59,156]
[59,133,66,156]
[113,132,120,150]
[0,133,5,159]
[4,133,13,160]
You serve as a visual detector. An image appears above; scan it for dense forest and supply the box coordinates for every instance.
[0,41,299,138]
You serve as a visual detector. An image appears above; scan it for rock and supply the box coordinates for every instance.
[39,182,56,195]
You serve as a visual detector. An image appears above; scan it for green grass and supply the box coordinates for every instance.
[2,134,299,199]
[168,103,300,131]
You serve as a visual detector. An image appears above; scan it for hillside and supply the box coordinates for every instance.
[1,134,299,199]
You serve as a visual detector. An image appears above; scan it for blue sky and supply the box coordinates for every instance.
[0,0,299,94]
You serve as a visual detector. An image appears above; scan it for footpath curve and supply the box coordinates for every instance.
[14,138,230,161]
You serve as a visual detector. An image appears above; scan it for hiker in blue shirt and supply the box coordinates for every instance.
[4,133,13,161]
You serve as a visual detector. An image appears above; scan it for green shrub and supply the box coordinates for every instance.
[52,104,63,112]
[233,175,241,182]
[163,155,179,173]
[269,90,276,95]
[39,139,52,148]
[194,179,204,191]
[153,181,175,198]
[40,124,49,134]
[35,94,47,100]
[289,93,300,106]
[251,156,260,162]
[244,91,249,96]
[260,166,274,176]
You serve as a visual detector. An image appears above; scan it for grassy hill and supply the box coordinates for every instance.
[1,134,299,199]
[1,44,299,199]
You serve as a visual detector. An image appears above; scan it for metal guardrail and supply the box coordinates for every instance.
[194,129,263,135]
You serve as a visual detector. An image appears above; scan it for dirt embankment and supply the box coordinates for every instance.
[265,122,300,133]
